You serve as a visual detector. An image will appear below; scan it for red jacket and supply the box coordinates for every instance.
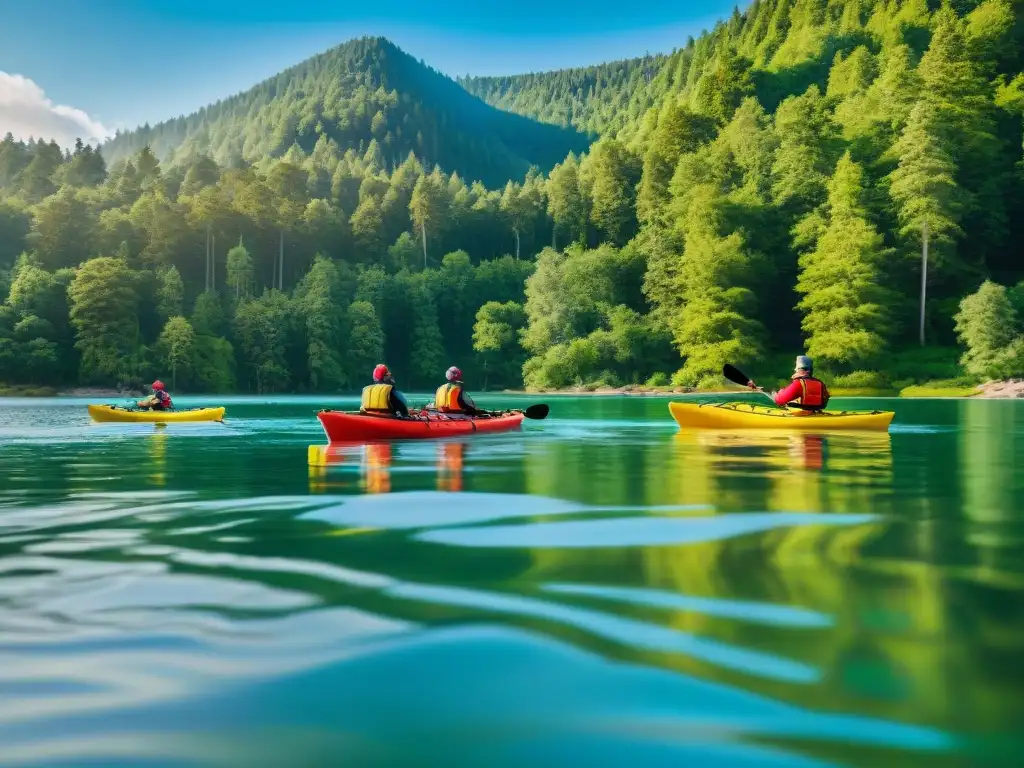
[774,375,829,410]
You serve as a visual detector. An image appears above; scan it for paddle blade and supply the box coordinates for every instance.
[524,404,549,420]
[722,364,753,387]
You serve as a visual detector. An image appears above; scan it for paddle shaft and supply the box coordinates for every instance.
[722,364,782,407]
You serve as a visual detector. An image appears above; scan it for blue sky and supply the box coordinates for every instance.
[0,0,740,145]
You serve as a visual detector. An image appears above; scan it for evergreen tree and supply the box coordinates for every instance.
[68,257,140,384]
[796,153,893,367]
[156,265,184,322]
[473,300,528,388]
[346,300,385,383]
[586,139,640,246]
[226,241,255,300]
[27,188,93,270]
[546,153,587,247]
[669,186,765,385]
[157,315,196,388]
[295,255,347,390]
[772,86,841,214]
[954,280,1024,379]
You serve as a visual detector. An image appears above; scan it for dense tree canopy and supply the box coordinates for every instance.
[3,1,1024,393]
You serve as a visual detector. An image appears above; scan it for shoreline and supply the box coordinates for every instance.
[504,379,1024,399]
[2,380,1022,400]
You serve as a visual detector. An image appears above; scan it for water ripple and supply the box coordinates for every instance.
[418,511,878,548]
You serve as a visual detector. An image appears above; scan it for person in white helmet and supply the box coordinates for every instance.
[432,366,483,415]
[747,355,830,411]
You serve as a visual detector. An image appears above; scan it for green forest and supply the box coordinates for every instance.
[3,0,1024,395]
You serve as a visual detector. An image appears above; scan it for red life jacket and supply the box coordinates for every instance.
[154,390,173,410]
[795,377,828,410]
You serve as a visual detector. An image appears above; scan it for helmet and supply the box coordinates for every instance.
[151,380,166,390]
[372,364,390,383]
[445,366,462,382]
[795,355,813,373]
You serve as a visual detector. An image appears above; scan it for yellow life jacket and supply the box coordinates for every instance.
[361,383,393,412]
[434,383,464,413]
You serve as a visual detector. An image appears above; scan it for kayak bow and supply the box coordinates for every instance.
[88,404,226,423]
[317,409,525,442]
[669,401,894,432]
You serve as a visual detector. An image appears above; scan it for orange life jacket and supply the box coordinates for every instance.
[795,377,829,410]
[434,383,465,413]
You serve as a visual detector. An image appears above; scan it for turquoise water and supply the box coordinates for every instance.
[1,394,1022,766]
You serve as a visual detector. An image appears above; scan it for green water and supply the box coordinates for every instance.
[1,394,1022,766]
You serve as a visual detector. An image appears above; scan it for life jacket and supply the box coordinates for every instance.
[153,390,172,410]
[434,383,466,413]
[361,383,393,412]
[795,377,829,411]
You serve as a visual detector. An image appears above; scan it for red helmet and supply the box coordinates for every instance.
[445,366,462,382]
[372,364,390,382]
[152,380,166,390]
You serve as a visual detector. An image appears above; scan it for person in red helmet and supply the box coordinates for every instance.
[431,366,482,416]
[747,355,830,411]
[360,364,409,417]
[137,380,173,411]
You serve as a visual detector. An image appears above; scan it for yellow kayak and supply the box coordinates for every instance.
[88,405,226,423]
[669,401,894,432]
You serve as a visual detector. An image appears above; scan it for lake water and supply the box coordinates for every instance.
[1,394,1022,766]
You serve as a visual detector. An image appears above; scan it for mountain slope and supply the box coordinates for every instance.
[459,54,669,137]
[102,37,591,187]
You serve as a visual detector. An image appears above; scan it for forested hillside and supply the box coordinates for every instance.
[102,37,590,189]
[459,54,669,137]
[3,0,1024,395]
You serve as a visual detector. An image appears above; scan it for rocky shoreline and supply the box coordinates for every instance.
[510,379,1024,398]
[502,385,699,397]
[976,379,1024,398]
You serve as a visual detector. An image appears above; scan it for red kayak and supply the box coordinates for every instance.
[317,409,526,442]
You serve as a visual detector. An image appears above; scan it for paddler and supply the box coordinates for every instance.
[430,366,483,416]
[137,380,173,411]
[747,355,830,411]
[360,364,410,417]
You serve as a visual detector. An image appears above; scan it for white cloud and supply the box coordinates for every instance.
[0,71,110,148]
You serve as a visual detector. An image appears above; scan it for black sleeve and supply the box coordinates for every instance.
[458,390,481,415]
[391,389,410,417]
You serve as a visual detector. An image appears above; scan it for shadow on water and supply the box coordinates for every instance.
[0,395,1023,765]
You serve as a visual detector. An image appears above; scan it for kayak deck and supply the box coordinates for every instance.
[88,405,226,423]
[318,409,525,442]
[669,401,894,432]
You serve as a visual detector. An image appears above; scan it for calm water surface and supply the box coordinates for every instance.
[1,394,1022,766]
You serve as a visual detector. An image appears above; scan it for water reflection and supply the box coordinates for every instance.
[307,440,467,495]
[148,430,168,487]
[437,441,465,492]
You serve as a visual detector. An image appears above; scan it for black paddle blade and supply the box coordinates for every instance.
[723,364,753,387]
[524,404,549,420]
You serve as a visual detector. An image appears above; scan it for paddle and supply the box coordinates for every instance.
[523,403,549,420]
[467,403,549,420]
[722,364,779,407]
